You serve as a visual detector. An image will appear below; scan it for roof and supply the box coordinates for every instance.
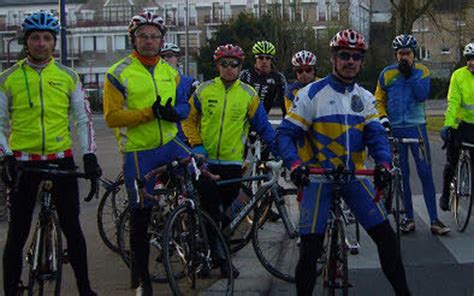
[0,0,86,6]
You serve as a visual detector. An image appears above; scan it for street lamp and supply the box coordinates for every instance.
[184,0,189,75]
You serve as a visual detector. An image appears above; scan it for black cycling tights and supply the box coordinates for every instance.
[295,221,411,296]
[3,158,92,296]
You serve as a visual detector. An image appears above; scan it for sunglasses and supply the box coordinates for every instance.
[162,53,179,59]
[337,52,364,61]
[219,60,240,68]
[256,55,273,61]
[295,68,314,74]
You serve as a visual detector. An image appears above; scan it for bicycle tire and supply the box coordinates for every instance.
[251,188,299,283]
[163,203,234,296]
[455,154,472,232]
[28,214,62,296]
[97,175,126,253]
[325,219,349,296]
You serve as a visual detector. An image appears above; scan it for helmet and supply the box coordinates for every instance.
[161,42,181,54]
[330,29,368,51]
[213,44,245,62]
[292,50,317,67]
[128,12,166,37]
[22,11,60,34]
[252,41,276,57]
[463,42,474,57]
[392,34,417,51]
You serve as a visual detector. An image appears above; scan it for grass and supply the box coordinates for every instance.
[426,115,445,134]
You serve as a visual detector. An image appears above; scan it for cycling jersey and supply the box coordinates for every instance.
[444,66,474,128]
[103,53,190,152]
[239,68,287,115]
[0,58,95,157]
[183,77,275,165]
[375,62,430,127]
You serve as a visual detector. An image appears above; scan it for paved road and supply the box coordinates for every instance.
[2,111,473,296]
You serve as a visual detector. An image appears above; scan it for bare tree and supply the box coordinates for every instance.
[390,0,441,33]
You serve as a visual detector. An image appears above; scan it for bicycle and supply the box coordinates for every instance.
[160,156,234,295]
[309,165,377,295]
[13,163,97,296]
[449,141,474,232]
[96,172,127,253]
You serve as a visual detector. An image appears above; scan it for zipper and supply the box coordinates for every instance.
[149,66,163,146]
[216,87,229,160]
[39,71,46,155]
[344,89,350,169]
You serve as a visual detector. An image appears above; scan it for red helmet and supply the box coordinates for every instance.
[128,12,166,37]
[292,50,317,67]
[330,29,368,51]
[213,44,245,62]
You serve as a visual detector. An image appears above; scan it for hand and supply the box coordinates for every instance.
[397,59,412,78]
[290,161,310,187]
[192,145,208,158]
[440,126,452,142]
[1,155,18,188]
[374,162,391,190]
[83,153,102,179]
[152,96,179,122]
[380,116,391,134]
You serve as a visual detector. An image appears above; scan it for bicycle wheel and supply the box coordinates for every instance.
[28,214,62,296]
[116,207,182,283]
[163,203,234,295]
[454,154,472,232]
[97,174,127,253]
[324,219,349,296]
[251,187,299,282]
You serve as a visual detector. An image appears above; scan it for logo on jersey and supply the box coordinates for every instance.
[351,95,364,112]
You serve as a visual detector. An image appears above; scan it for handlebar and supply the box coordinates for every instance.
[388,136,422,144]
[17,164,99,202]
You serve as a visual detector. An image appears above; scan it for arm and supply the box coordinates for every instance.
[181,93,202,146]
[70,80,97,154]
[278,72,288,117]
[174,75,190,120]
[248,96,276,155]
[444,71,460,128]
[0,88,11,157]
[363,97,391,164]
[103,73,155,128]
[409,66,430,102]
[374,73,388,118]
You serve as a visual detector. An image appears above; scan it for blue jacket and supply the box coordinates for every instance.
[374,63,430,128]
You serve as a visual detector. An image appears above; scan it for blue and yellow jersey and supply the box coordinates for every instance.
[374,62,430,128]
[277,74,391,170]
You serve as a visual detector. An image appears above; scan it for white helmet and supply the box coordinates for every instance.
[291,50,317,67]
[161,42,181,55]
[463,42,474,58]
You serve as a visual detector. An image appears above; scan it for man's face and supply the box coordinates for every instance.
[466,56,474,73]
[332,49,364,81]
[134,25,163,57]
[255,55,272,74]
[396,48,414,66]
[217,58,241,82]
[26,31,55,63]
[295,67,315,85]
[161,51,179,68]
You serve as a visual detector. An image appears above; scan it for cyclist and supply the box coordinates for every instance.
[439,42,474,211]
[240,40,287,116]
[276,29,411,296]
[374,34,449,235]
[182,44,277,278]
[0,11,101,296]
[160,42,200,145]
[103,12,191,296]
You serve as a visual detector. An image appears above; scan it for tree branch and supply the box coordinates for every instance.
[390,0,399,10]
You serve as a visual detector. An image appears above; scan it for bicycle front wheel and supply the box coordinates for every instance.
[163,203,234,296]
[97,174,127,253]
[28,214,63,296]
[252,187,299,283]
[454,154,472,232]
[324,219,349,296]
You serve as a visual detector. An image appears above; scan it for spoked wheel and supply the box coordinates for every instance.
[454,156,472,232]
[97,173,127,253]
[251,188,299,283]
[116,208,172,283]
[163,204,233,295]
[324,219,349,296]
[28,215,62,296]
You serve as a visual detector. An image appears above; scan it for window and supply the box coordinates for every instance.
[177,4,185,26]
[67,9,76,25]
[114,35,130,51]
[165,5,176,25]
[440,47,450,54]
[189,4,197,25]
[316,2,327,22]
[82,36,107,52]
[212,2,221,22]
[330,2,340,21]
[417,46,431,60]
[81,10,95,21]
[412,17,429,32]
[223,3,231,20]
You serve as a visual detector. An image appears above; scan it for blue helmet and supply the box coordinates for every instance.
[22,11,60,34]
[392,34,417,51]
